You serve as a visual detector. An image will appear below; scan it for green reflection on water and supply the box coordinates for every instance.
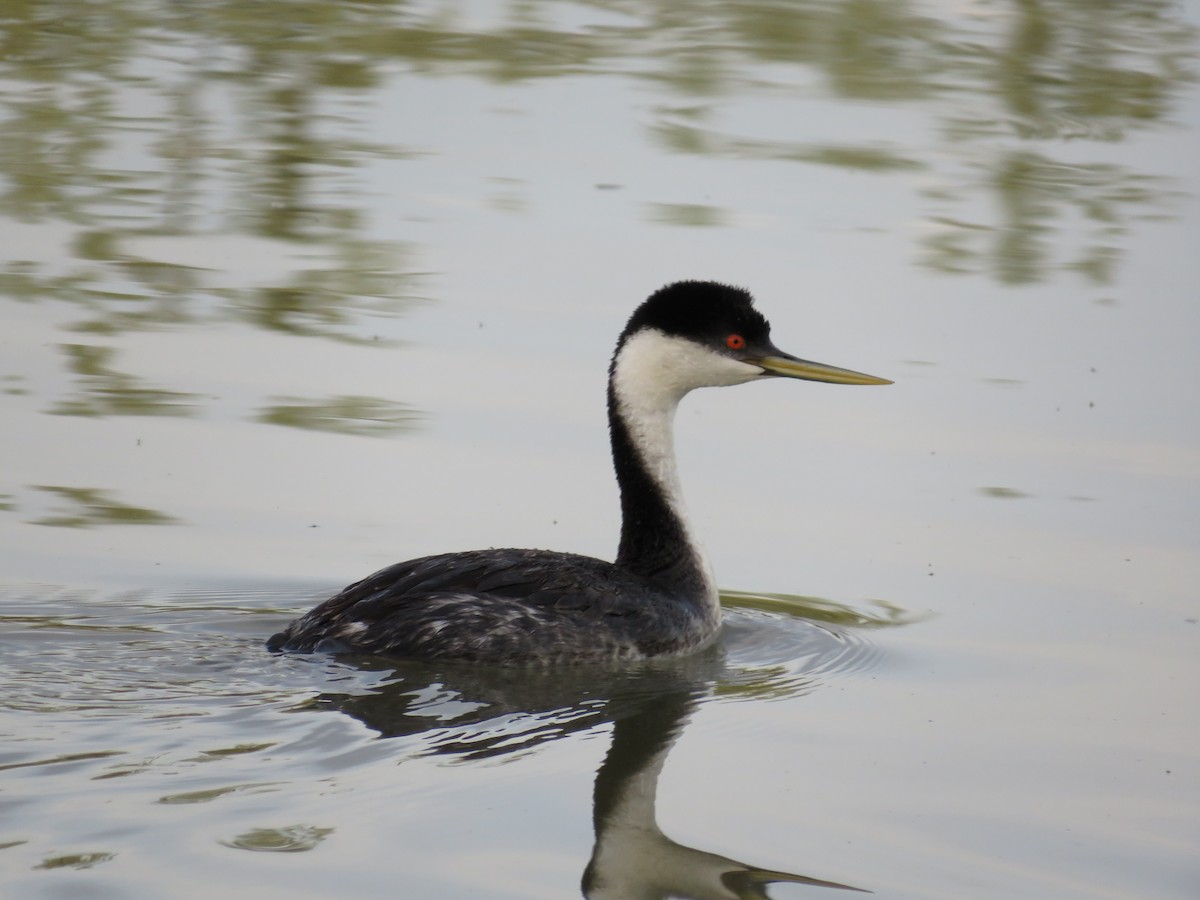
[158,782,279,806]
[979,485,1031,500]
[722,588,919,628]
[220,825,333,853]
[51,344,198,418]
[715,590,921,703]
[30,485,179,529]
[649,118,924,171]
[647,202,729,227]
[223,240,419,344]
[3,375,28,396]
[1,0,425,422]
[0,750,125,774]
[257,395,421,436]
[737,0,941,99]
[34,851,116,871]
[0,0,1195,432]
[195,742,277,759]
[643,0,1192,283]
[921,146,1175,284]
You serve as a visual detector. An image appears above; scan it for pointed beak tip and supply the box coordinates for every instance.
[755,355,892,386]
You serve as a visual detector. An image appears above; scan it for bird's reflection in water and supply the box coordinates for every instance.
[581,681,865,899]
[307,602,886,897]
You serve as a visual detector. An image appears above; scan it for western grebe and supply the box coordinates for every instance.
[266,281,890,664]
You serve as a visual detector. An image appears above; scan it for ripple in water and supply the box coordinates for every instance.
[0,585,339,714]
[0,583,918,765]
[715,589,913,702]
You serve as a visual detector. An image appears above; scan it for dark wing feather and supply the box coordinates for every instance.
[266,549,706,663]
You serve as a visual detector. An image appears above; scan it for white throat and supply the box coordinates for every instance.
[610,329,764,602]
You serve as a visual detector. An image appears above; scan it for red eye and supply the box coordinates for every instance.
[726,334,746,350]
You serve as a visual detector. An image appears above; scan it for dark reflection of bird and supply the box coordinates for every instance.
[583,687,868,900]
[308,652,868,897]
[267,281,889,664]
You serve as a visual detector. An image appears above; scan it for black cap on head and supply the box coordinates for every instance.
[618,281,772,349]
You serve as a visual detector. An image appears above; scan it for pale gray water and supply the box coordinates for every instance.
[2,2,1198,897]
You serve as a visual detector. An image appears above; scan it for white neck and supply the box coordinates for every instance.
[609,329,764,606]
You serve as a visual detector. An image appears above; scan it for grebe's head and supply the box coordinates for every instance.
[610,281,891,403]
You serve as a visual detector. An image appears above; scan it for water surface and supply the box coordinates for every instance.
[2,2,1198,897]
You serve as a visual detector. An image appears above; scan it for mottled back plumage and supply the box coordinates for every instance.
[266,549,717,664]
